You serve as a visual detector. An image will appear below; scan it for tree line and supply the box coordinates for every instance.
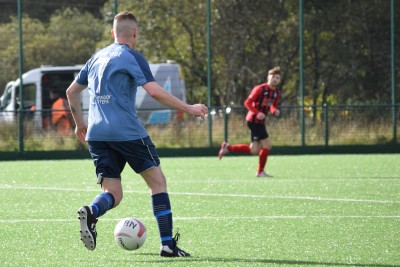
[0,0,398,109]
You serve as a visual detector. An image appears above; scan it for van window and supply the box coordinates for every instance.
[41,72,76,109]
[15,84,36,109]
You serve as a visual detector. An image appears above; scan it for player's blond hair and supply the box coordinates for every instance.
[113,11,138,37]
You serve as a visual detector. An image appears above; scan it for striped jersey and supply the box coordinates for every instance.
[244,83,281,124]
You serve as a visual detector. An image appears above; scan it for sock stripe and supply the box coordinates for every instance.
[161,236,172,241]
[91,204,99,217]
[90,192,115,218]
[155,209,172,218]
[101,192,115,207]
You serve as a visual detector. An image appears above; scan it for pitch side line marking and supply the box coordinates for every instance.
[169,192,400,204]
[1,185,399,204]
[0,215,399,223]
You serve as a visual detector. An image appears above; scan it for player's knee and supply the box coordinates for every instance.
[250,146,260,155]
[141,167,167,194]
[262,139,272,150]
[263,143,272,150]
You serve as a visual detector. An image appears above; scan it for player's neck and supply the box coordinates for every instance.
[114,38,135,49]
[267,83,277,90]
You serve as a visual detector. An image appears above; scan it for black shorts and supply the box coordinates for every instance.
[247,121,268,141]
[88,136,160,184]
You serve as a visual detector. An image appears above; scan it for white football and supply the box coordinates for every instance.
[114,218,147,250]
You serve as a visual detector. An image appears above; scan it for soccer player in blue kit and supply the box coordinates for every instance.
[66,11,208,257]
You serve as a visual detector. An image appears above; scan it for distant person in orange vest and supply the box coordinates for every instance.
[50,90,73,136]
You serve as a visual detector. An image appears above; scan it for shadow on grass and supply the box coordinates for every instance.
[116,254,398,267]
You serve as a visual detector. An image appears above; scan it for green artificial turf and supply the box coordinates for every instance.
[0,154,399,266]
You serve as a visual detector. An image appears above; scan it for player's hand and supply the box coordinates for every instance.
[256,112,266,120]
[273,109,280,116]
[189,104,208,120]
[75,125,87,142]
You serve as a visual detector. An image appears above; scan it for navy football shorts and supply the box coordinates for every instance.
[88,136,160,184]
[247,121,269,142]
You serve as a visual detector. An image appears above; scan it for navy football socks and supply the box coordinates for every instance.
[90,192,115,218]
[152,192,173,247]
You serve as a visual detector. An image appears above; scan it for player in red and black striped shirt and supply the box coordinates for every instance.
[218,67,282,177]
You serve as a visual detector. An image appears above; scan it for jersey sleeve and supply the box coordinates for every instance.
[129,51,155,86]
[244,85,262,114]
[75,62,89,85]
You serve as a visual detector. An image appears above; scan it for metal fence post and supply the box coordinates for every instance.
[324,103,329,148]
[114,0,118,16]
[299,0,305,146]
[223,106,230,142]
[390,0,397,143]
[206,0,213,147]
[17,0,24,156]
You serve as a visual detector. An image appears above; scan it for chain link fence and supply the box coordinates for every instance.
[220,105,399,147]
[1,105,399,152]
[0,0,399,155]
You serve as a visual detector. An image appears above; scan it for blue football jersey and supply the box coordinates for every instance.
[76,43,155,141]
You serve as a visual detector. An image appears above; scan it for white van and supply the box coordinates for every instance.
[0,63,186,129]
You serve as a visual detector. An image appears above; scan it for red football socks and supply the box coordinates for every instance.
[227,144,251,154]
[257,148,270,174]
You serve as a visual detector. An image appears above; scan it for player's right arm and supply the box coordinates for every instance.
[142,81,208,120]
[66,81,87,141]
[244,85,265,119]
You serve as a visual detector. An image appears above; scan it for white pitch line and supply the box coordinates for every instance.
[0,215,399,223]
[1,184,400,204]
[169,192,400,204]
